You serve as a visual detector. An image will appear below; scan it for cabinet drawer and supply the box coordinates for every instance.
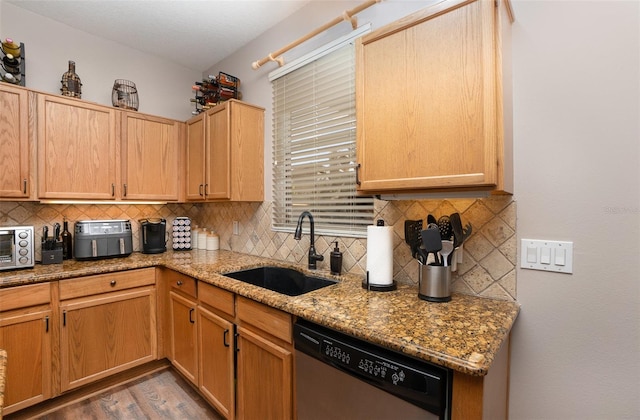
[59,268,156,300]
[0,283,51,312]
[237,296,292,344]
[168,271,197,299]
[199,282,234,316]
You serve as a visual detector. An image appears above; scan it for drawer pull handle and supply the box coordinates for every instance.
[355,163,362,186]
[189,308,195,324]
[123,183,128,197]
[111,183,115,197]
[45,315,49,332]
[199,184,204,197]
[63,311,66,327]
[176,280,183,286]
[223,329,230,347]
[235,332,240,352]
[23,179,27,194]
[110,280,116,287]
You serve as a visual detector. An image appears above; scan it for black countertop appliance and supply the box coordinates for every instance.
[140,218,166,254]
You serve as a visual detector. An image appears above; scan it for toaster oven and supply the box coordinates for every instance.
[0,226,35,271]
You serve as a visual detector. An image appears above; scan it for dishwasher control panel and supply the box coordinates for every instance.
[294,319,451,418]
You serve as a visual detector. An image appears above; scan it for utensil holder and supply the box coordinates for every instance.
[418,263,451,302]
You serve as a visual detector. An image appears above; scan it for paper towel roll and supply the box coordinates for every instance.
[366,224,394,285]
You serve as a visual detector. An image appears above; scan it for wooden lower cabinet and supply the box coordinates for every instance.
[198,306,235,419]
[0,284,53,415]
[59,269,157,392]
[235,325,293,420]
[236,296,293,419]
[169,290,198,384]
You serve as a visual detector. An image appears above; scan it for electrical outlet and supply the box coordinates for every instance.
[520,239,573,274]
[233,221,239,235]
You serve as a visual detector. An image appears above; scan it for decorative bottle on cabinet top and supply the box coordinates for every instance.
[61,60,82,98]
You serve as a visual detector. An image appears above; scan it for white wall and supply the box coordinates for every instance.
[0,1,199,120]
[510,0,639,418]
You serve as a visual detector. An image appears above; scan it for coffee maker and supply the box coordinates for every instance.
[139,218,166,254]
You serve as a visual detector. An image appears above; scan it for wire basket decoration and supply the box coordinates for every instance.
[112,79,139,110]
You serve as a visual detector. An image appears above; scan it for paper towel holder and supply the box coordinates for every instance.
[362,271,397,292]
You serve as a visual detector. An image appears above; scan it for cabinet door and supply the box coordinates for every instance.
[205,104,231,200]
[356,0,501,192]
[169,291,198,384]
[0,309,52,414]
[236,326,292,420]
[60,287,157,392]
[185,113,206,200]
[37,94,117,199]
[198,306,235,419]
[121,112,181,201]
[0,84,30,199]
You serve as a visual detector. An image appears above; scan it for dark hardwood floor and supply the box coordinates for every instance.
[12,368,223,420]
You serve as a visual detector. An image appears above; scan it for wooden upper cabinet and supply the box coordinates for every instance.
[186,100,264,202]
[37,94,117,200]
[0,84,32,199]
[121,112,182,201]
[185,113,206,201]
[356,0,513,194]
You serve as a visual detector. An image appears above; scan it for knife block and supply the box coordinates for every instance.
[42,242,63,265]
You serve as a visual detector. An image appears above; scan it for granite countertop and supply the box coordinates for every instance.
[0,250,520,376]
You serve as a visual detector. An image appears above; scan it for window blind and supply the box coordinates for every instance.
[272,34,373,238]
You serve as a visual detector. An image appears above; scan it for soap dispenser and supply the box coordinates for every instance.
[330,241,343,275]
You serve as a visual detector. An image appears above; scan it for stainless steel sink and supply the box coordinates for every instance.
[223,266,336,296]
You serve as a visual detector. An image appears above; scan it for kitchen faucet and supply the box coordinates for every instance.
[294,211,324,269]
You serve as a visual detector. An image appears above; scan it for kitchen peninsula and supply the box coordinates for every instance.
[0,250,519,419]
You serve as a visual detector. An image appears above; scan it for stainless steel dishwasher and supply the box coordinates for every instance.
[294,319,451,420]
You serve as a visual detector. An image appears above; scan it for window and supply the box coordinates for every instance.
[271,27,373,238]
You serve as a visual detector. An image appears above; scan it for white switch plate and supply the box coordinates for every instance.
[520,239,573,274]
[233,221,239,235]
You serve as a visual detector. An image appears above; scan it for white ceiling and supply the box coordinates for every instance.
[7,0,313,72]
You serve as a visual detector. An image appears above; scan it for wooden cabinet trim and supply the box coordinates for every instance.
[0,282,51,312]
[168,271,197,299]
[236,296,292,344]
[198,281,234,317]
[58,268,155,300]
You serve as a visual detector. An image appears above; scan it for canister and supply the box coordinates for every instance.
[418,263,451,302]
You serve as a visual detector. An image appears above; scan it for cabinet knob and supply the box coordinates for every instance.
[110,280,116,286]
[176,280,183,286]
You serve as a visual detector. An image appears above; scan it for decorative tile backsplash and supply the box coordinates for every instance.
[0,195,516,301]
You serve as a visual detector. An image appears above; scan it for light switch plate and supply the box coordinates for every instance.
[520,239,573,274]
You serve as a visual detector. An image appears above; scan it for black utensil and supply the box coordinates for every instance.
[450,213,464,248]
[421,225,442,265]
[427,214,437,225]
[437,215,452,241]
[404,220,423,259]
[53,223,61,242]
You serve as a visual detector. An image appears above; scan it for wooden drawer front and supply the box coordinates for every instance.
[237,296,292,344]
[199,282,234,316]
[59,268,156,300]
[0,283,51,312]
[168,271,197,299]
